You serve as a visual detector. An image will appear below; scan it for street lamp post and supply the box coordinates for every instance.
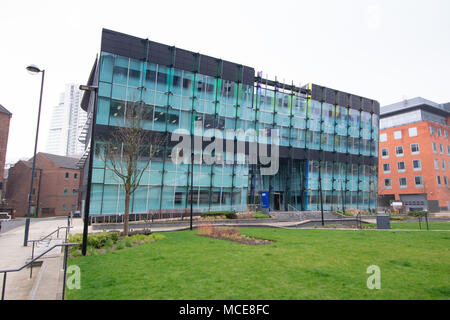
[23,65,45,247]
[79,84,98,256]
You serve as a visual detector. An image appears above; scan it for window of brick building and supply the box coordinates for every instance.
[384,179,392,189]
[412,160,421,171]
[434,159,439,170]
[399,177,407,188]
[410,143,419,155]
[414,176,423,187]
[408,127,417,137]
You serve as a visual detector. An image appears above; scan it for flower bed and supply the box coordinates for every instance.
[197,223,274,245]
[68,232,165,257]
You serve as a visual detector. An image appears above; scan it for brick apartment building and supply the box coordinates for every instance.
[378,98,450,212]
[5,152,82,217]
[0,104,12,205]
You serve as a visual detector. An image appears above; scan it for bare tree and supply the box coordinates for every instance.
[100,101,166,236]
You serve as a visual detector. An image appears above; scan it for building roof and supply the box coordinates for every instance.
[39,153,80,170]
[380,97,450,118]
[0,104,12,116]
[20,161,41,170]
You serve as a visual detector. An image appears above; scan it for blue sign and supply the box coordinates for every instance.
[261,191,269,209]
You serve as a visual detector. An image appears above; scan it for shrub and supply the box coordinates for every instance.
[150,234,165,242]
[104,239,114,248]
[71,249,82,258]
[68,232,164,254]
[115,240,126,250]
[255,212,269,219]
[198,223,214,236]
[225,212,237,219]
[198,224,240,240]
[69,232,121,250]
[408,211,428,218]
[86,245,96,256]
[124,237,133,247]
[201,211,234,217]
[390,215,406,221]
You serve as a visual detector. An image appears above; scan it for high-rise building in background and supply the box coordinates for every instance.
[79,29,380,218]
[378,98,450,212]
[46,84,87,157]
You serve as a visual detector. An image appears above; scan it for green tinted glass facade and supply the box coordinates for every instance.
[84,30,379,215]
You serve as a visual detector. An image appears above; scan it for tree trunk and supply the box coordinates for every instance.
[124,192,130,237]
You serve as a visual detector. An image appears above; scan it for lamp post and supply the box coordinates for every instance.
[79,84,98,256]
[23,65,45,247]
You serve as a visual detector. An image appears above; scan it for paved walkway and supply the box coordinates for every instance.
[0,217,70,300]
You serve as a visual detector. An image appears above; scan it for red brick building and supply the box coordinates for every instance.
[0,104,12,205]
[5,152,82,217]
[378,98,450,212]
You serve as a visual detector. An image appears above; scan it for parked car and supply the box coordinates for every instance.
[0,212,11,221]
[72,210,81,218]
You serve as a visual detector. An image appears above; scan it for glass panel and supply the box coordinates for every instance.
[100,52,114,83]
[132,186,147,213]
[335,106,348,135]
[112,56,128,85]
[102,185,119,214]
[321,103,335,133]
[89,184,103,214]
[348,109,360,137]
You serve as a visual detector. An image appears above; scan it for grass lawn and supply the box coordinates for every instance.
[390,222,450,230]
[67,228,450,300]
[366,222,450,231]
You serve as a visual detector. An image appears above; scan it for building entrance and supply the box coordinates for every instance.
[273,193,283,211]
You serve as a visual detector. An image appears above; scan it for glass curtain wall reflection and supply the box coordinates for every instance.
[88,46,378,215]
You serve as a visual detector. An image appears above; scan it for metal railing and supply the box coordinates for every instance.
[27,215,72,279]
[287,204,302,213]
[0,242,78,300]
[356,213,362,229]
[30,226,71,244]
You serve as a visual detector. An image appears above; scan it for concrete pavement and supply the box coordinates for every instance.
[0,217,69,300]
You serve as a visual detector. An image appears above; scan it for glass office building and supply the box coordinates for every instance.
[80,29,380,216]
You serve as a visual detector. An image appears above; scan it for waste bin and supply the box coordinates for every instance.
[376,214,390,229]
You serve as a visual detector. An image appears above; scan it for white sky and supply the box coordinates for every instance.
[1,0,449,165]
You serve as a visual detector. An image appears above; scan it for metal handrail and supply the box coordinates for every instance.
[0,242,78,300]
[28,216,72,279]
[29,226,71,243]
[287,204,302,213]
